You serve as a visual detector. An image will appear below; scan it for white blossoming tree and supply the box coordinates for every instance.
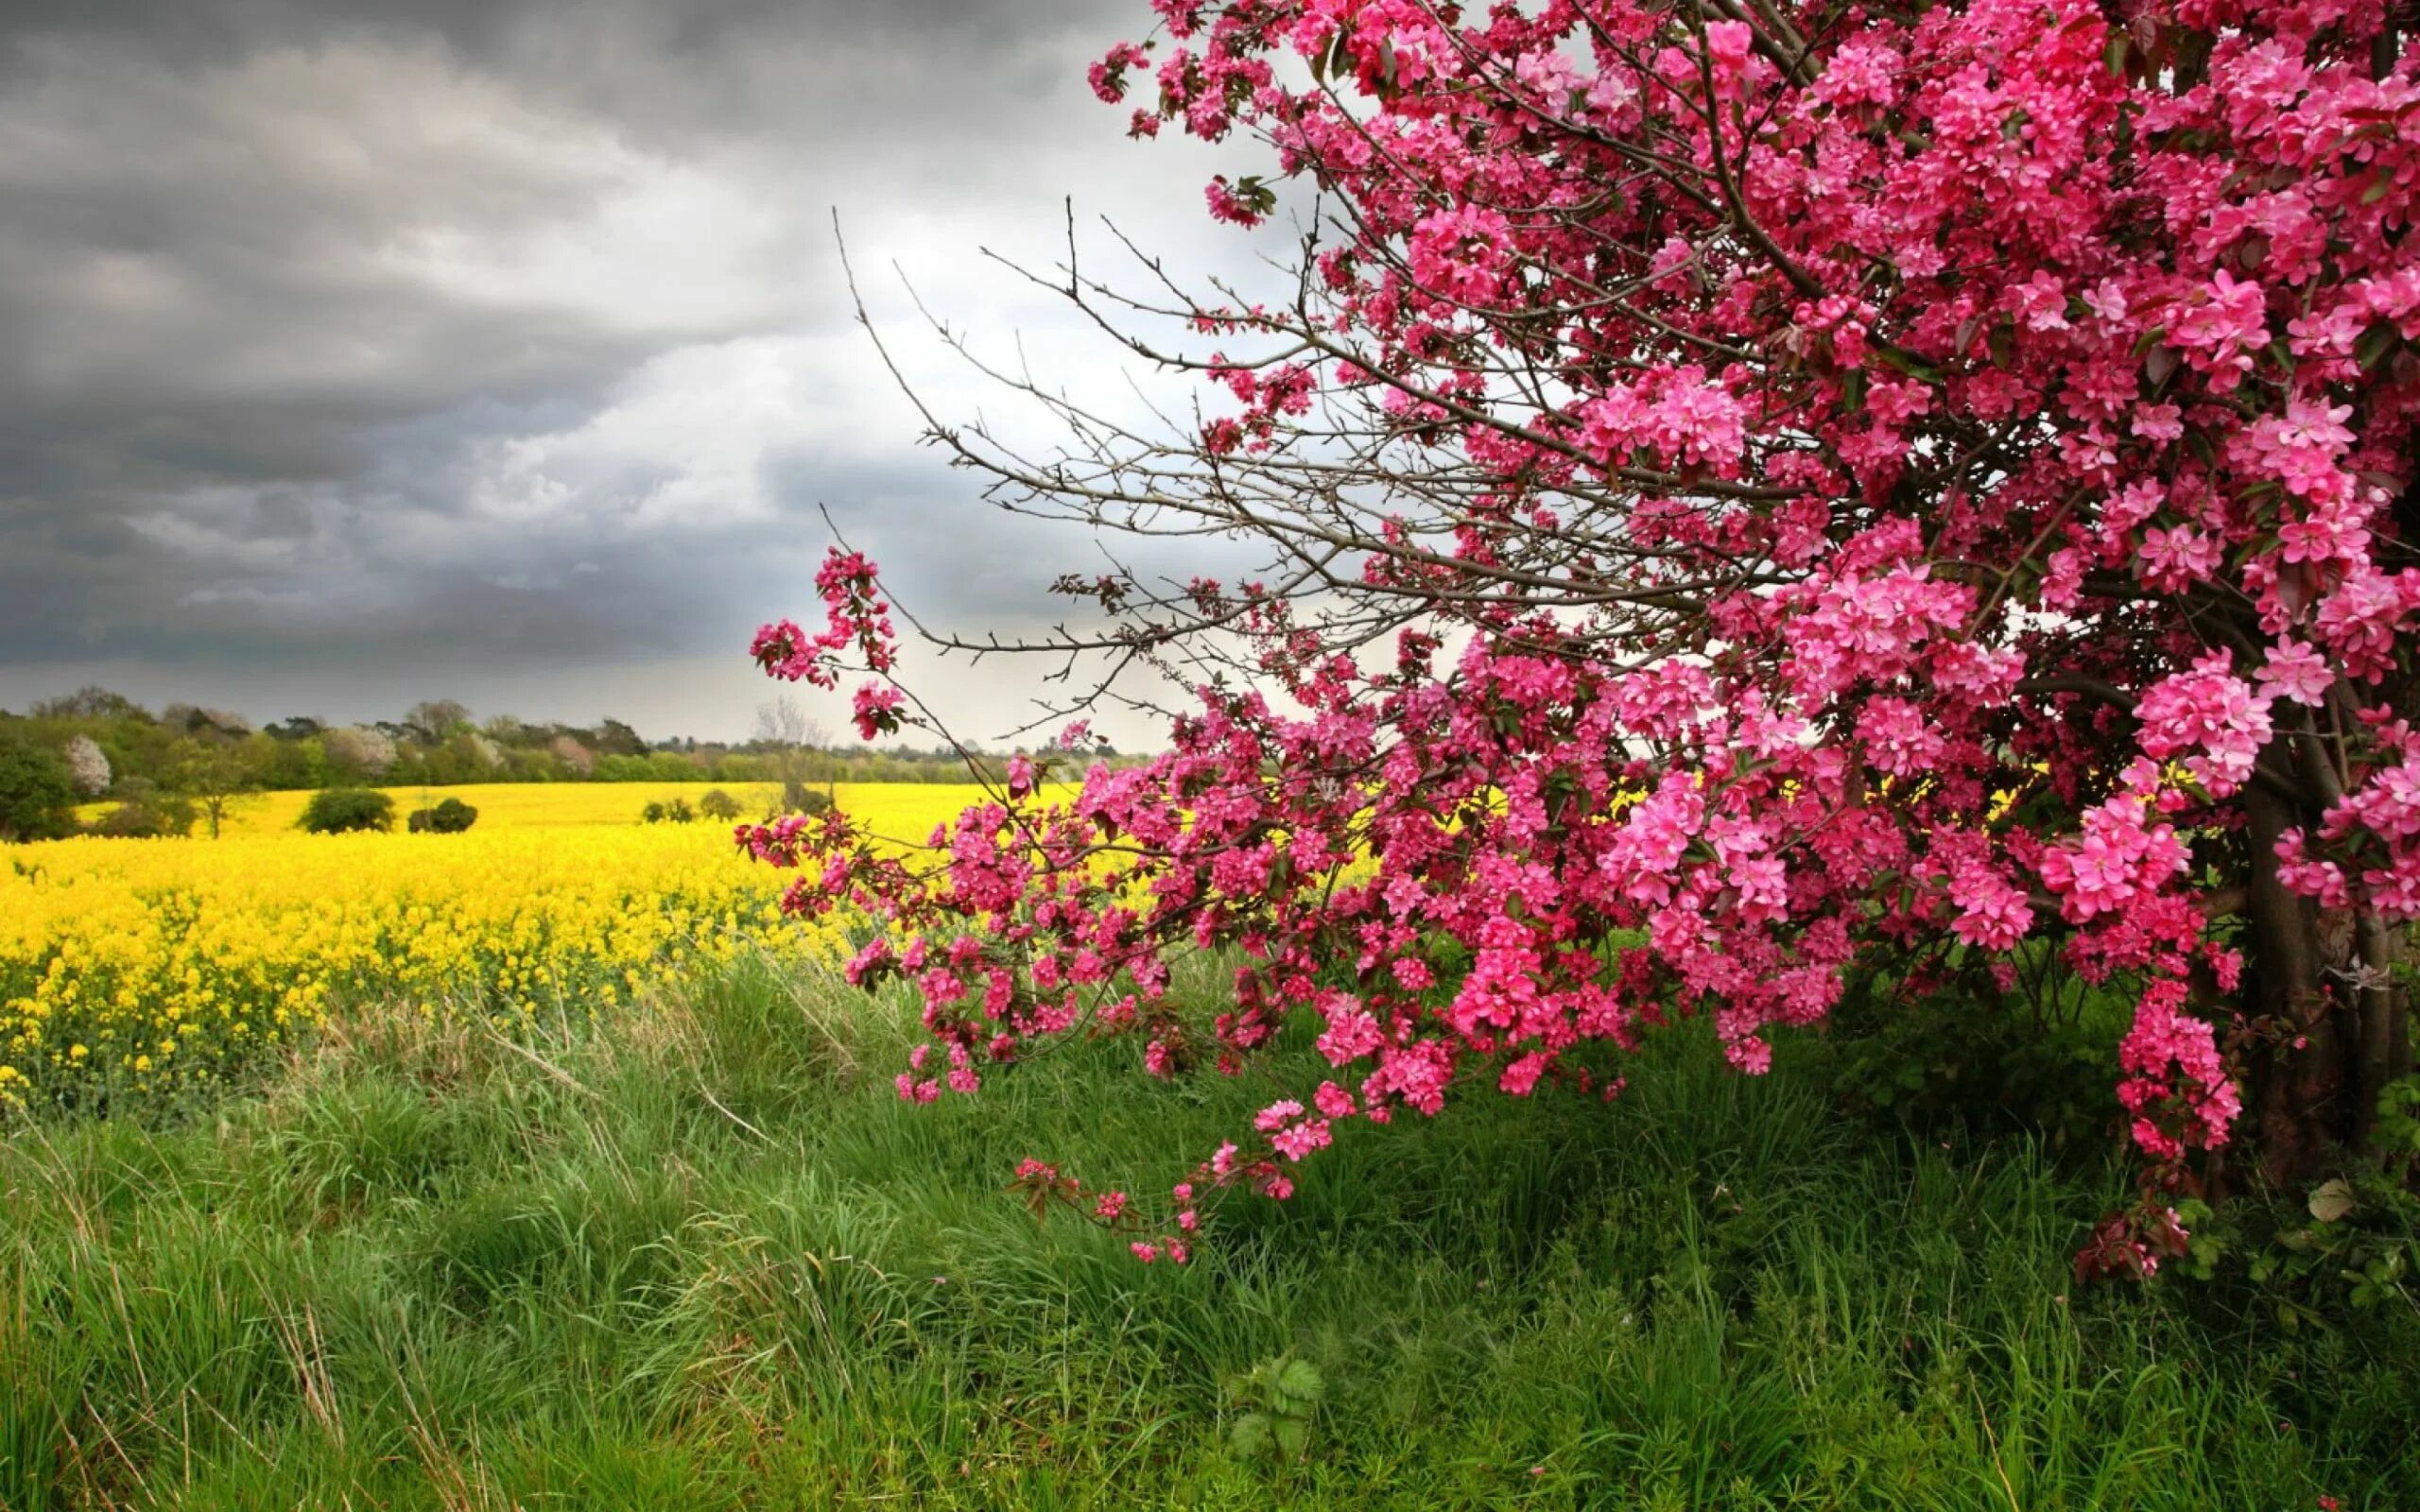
[62,735,111,798]
[324,726,398,779]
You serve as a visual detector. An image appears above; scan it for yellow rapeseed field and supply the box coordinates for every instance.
[75,780,786,837]
[3,782,1010,1110]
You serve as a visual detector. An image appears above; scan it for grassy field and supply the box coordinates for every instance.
[3,784,1004,1113]
[4,952,2411,1510]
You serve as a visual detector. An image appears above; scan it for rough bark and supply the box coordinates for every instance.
[2351,911,2412,1157]
[2243,772,2345,1185]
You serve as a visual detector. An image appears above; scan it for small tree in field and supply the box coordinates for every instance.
[63,736,111,798]
[96,779,197,839]
[747,0,2420,1272]
[168,740,254,839]
[299,788,394,835]
[407,797,479,833]
[756,696,834,815]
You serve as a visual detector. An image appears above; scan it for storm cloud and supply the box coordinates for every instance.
[0,0,1258,742]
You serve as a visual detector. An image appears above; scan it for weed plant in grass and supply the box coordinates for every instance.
[3,953,2412,1509]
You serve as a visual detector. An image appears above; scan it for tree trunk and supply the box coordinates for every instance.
[2238,741,2412,1182]
[2242,773,2344,1185]
[2352,911,2413,1155]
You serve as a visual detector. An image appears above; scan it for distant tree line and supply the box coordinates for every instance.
[0,687,1132,841]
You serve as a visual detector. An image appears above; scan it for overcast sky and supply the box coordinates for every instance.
[0,0,1270,745]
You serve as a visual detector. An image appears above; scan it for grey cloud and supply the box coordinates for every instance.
[0,0,1261,739]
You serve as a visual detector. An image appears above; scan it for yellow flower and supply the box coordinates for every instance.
[6,782,996,1106]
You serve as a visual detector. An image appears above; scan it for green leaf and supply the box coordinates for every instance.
[1873,345,1943,383]
[2356,320,2401,371]
[1841,367,1868,416]
[1231,1412,1271,1458]
[1272,1416,1310,1459]
[2308,1177,2357,1224]
[1324,28,1353,85]
[1276,1358,1325,1404]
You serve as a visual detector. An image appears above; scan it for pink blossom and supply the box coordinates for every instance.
[1947,862,2032,951]
[2134,656,2273,797]
[2257,640,2334,706]
[852,682,904,741]
[1253,1099,1305,1133]
[2136,526,2221,591]
[1703,22,1754,98]
[2169,269,2268,389]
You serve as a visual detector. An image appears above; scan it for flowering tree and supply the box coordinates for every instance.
[62,735,111,799]
[324,725,398,779]
[548,734,597,778]
[751,0,2420,1273]
[460,732,505,772]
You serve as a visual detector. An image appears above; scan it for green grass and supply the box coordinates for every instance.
[2,952,2412,1509]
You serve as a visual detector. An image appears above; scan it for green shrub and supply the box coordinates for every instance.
[0,736,78,842]
[1227,1355,1325,1463]
[406,797,478,834]
[697,788,742,822]
[2172,1076,2420,1330]
[1815,948,2123,1152]
[640,800,666,824]
[94,780,199,839]
[298,788,395,834]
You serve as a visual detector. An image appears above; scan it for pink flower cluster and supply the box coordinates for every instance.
[2133,654,2273,799]
[751,548,901,730]
[1573,366,1751,476]
[2118,979,2240,1161]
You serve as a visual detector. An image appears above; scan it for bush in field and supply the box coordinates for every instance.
[95,780,198,840]
[745,0,2420,1274]
[698,788,743,822]
[299,788,394,834]
[0,737,78,843]
[407,797,479,834]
